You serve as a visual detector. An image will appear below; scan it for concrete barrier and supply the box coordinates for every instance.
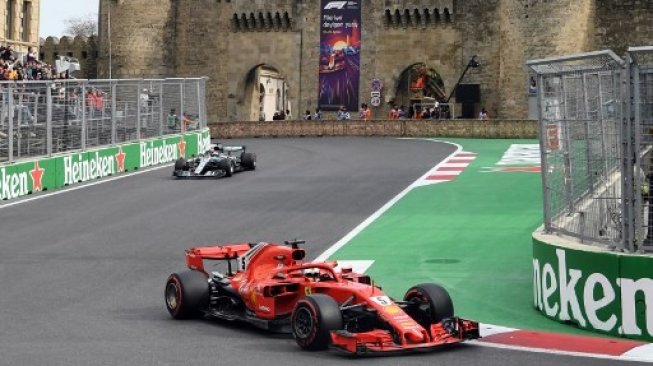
[0,129,211,201]
[209,119,537,139]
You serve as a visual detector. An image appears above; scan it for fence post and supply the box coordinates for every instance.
[180,82,185,132]
[81,82,87,151]
[46,82,52,156]
[632,56,643,250]
[8,86,13,162]
[137,80,142,140]
[536,73,552,233]
[111,81,117,145]
[197,79,204,128]
[621,53,635,252]
[158,81,164,137]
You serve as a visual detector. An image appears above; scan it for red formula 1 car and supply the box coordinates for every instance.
[164,240,479,355]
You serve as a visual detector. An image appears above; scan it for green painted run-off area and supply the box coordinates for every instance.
[329,138,602,336]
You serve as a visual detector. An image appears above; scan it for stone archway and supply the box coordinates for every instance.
[393,63,446,111]
[241,64,289,121]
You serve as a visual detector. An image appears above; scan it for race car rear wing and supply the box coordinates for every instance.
[185,243,253,273]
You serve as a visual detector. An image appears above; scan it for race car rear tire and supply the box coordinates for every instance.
[241,152,257,170]
[174,158,187,172]
[403,283,454,329]
[291,294,342,350]
[165,270,209,319]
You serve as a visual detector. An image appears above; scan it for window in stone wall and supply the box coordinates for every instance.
[21,0,31,42]
[67,52,73,57]
[5,0,15,40]
[39,52,44,60]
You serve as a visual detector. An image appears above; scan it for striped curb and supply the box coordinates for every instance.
[477,323,653,362]
[418,151,477,186]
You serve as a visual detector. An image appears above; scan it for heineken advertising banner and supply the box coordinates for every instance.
[0,129,210,201]
[318,0,361,112]
[533,237,653,341]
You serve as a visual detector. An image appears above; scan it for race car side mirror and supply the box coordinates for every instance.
[292,249,305,261]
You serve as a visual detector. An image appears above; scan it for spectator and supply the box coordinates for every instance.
[359,103,371,121]
[94,89,104,111]
[387,105,399,120]
[182,112,195,131]
[313,108,322,120]
[398,105,407,119]
[285,109,292,120]
[167,109,179,129]
[337,106,350,120]
[529,77,537,94]
[303,110,312,120]
[1,46,15,62]
[479,107,489,120]
[140,89,149,112]
[26,46,38,63]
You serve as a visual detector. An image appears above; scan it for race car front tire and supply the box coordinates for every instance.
[241,152,257,170]
[165,270,209,319]
[219,160,234,177]
[291,294,343,350]
[403,283,454,329]
[174,158,187,172]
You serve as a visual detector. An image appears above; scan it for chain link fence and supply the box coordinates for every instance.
[528,47,653,252]
[0,78,207,163]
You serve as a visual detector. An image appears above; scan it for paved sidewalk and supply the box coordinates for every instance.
[327,138,604,336]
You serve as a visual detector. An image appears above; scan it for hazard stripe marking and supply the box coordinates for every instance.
[418,151,477,186]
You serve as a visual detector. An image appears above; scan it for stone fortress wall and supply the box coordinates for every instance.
[94,0,653,123]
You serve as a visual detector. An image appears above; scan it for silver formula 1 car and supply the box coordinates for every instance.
[173,144,257,178]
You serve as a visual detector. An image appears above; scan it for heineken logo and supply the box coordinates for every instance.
[0,166,29,200]
[533,248,653,337]
[140,140,179,167]
[197,133,210,154]
[63,151,117,185]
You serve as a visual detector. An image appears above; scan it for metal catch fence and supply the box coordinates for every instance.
[528,47,653,252]
[0,78,207,163]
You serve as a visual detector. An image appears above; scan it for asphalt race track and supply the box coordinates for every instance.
[0,137,644,366]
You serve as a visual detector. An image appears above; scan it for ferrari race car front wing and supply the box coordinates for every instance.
[330,317,480,355]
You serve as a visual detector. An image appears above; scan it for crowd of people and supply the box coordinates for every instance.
[0,46,69,82]
[263,102,474,121]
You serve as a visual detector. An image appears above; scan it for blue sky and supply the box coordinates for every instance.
[40,0,100,38]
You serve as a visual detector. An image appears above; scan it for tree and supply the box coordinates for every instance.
[63,13,98,38]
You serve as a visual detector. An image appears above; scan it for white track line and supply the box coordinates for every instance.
[0,163,173,209]
[315,139,462,262]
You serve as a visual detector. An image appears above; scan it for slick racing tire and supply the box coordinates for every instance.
[241,152,257,170]
[403,283,454,329]
[291,294,343,350]
[218,160,234,177]
[165,270,209,319]
[174,158,187,172]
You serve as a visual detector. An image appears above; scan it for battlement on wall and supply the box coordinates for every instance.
[383,7,456,27]
[231,11,294,32]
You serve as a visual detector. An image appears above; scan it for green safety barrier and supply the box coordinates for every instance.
[533,234,653,341]
[0,129,210,201]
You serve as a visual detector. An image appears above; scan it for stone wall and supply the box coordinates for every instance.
[95,0,653,123]
[0,0,40,54]
[209,119,537,140]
